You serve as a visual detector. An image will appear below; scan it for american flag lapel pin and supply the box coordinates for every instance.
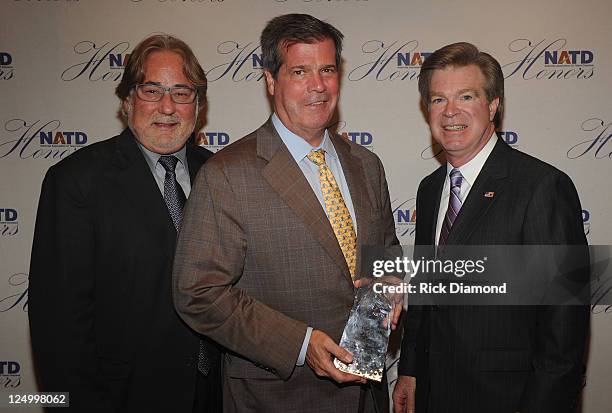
[484,191,495,198]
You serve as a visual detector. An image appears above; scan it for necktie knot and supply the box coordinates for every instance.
[158,155,179,173]
[450,168,463,189]
[306,149,326,167]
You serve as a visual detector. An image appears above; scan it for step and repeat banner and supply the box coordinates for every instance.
[1,0,610,411]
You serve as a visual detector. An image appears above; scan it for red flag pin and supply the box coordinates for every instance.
[484,191,495,198]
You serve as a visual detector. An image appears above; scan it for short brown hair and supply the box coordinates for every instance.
[418,42,504,128]
[115,34,207,103]
[261,14,344,79]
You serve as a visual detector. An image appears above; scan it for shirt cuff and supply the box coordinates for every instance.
[296,326,313,366]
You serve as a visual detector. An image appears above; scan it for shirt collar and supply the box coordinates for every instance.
[271,113,336,163]
[135,138,188,173]
[446,131,497,187]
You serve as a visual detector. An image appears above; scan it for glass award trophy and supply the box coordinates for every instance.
[333,282,393,381]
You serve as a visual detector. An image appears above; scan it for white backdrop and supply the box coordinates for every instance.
[1,0,610,411]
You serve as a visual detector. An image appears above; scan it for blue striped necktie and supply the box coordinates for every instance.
[438,168,463,247]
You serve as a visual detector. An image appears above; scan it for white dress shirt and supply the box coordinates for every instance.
[435,133,497,246]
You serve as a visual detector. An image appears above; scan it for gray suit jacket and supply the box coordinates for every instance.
[173,119,399,412]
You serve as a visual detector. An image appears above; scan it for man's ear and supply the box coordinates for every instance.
[264,70,275,96]
[122,97,133,118]
[488,97,500,122]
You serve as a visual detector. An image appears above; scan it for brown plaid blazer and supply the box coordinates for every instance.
[173,119,399,412]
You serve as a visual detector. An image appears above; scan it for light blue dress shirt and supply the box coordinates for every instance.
[271,113,357,367]
[272,114,358,232]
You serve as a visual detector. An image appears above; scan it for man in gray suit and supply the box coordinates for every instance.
[173,13,399,413]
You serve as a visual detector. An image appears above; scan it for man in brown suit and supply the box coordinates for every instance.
[173,14,399,412]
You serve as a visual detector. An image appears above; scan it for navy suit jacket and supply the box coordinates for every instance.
[398,137,589,413]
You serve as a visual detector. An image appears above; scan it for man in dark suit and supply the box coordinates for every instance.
[173,14,400,413]
[393,42,589,413]
[29,34,220,412]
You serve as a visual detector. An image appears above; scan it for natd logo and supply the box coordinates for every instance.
[348,40,431,82]
[499,130,519,148]
[0,208,19,237]
[0,119,88,161]
[0,52,14,80]
[40,130,87,146]
[396,50,431,68]
[343,132,373,146]
[109,52,130,69]
[195,131,230,152]
[582,209,591,236]
[333,121,374,150]
[61,40,130,82]
[392,198,416,242]
[0,361,21,389]
[206,41,264,83]
[567,118,611,160]
[502,38,594,81]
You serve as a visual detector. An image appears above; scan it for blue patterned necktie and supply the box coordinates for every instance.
[438,168,463,247]
[158,155,211,375]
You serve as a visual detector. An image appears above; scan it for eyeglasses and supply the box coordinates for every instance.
[134,83,197,104]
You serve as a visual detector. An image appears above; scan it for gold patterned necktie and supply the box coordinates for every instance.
[307,149,357,279]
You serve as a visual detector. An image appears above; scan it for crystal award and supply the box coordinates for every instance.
[333,282,393,381]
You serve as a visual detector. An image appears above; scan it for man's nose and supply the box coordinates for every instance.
[158,92,177,114]
[308,72,325,93]
[444,99,459,117]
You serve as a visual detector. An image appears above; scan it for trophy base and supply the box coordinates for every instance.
[333,358,383,382]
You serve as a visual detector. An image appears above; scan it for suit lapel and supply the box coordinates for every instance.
[258,120,352,283]
[419,166,446,246]
[110,129,177,259]
[331,135,375,276]
[446,138,509,244]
